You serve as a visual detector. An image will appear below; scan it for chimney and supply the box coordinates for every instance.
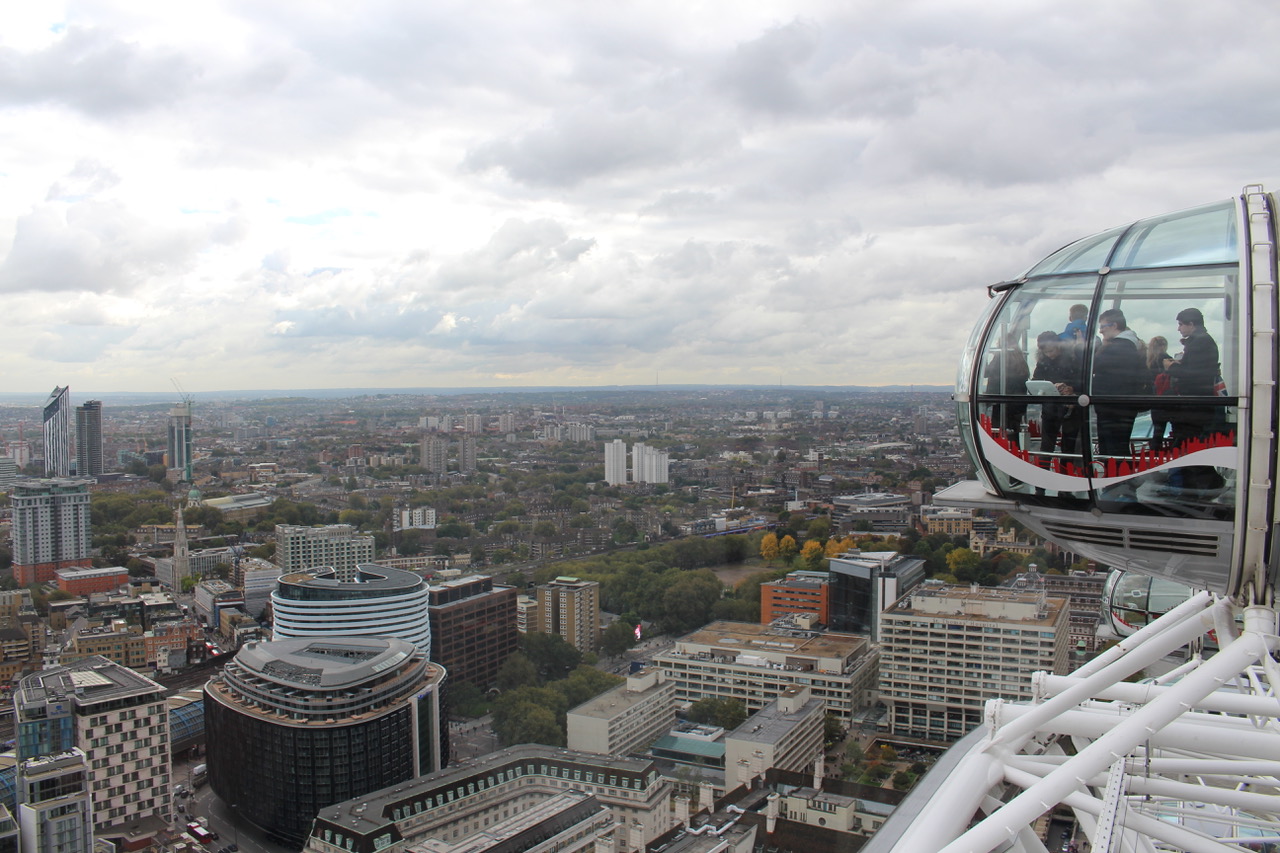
[674,795,690,827]
[699,781,714,812]
[813,752,825,790]
[629,819,646,853]
[766,793,780,834]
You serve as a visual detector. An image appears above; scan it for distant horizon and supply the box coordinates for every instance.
[0,382,953,406]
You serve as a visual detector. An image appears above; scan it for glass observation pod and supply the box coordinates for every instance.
[939,185,1279,599]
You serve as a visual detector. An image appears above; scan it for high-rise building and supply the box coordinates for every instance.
[73,400,103,478]
[271,565,432,654]
[166,401,193,480]
[535,576,600,653]
[0,456,18,489]
[604,439,627,486]
[421,435,448,474]
[14,657,172,840]
[457,437,477,473]
[205,637,449,848]
[274,523,375,581]
[463,413,484,434]
[631,442,669,484]
[427,575,518,688]
[397,507,437,530]
[879,584,1069,741]
[11,479,93,586]
[42,387,71,479]
[496,412,516,434]
[16,749,93,853]
[827,551,928,641]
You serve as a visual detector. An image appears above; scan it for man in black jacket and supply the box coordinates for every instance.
[1164,307,1221,446]
[1032,331,1082,461]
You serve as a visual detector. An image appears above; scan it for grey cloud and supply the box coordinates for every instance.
[29,324,137,363]
[0,26,197,116]
[716,20,820,114]
[0,201,222,295]
[463,107,738,187]
[46,160,121,201]
[639,191,719,218]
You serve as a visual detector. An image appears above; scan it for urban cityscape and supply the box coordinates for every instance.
[0,381,1117,853]
[3,4,1279,853]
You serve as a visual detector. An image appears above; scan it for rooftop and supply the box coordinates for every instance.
[231,636,423,688]
[17,656,164,711]
[669,620,866,659]
[314,744,659,838]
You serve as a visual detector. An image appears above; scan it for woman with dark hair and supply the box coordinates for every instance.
[1148,335,1173,449]
[1032,331,1082,461]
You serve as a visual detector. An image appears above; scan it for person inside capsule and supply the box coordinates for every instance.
[1031,331,1082,464]
[1091,308,1149,459]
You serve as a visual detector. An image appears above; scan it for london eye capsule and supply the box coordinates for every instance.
[941,185,1278,601]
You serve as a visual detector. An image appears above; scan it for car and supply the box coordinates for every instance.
[228,845,239,852]
[210,832,220,841]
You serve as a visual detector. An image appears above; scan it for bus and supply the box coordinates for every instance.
[186,824,214,845]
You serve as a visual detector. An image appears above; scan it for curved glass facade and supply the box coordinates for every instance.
[271,564,432,654]
[953,188,1279,596]
[204,638,448,848]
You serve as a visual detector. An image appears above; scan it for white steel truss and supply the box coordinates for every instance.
[876,593,1280,853]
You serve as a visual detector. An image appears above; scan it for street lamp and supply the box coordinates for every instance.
[231,803,240,849]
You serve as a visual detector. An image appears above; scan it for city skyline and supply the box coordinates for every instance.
[2,2,1278,393]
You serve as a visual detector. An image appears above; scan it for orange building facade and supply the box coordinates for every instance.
[760,574,831,624]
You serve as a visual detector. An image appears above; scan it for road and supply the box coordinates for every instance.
[175,755,294,853]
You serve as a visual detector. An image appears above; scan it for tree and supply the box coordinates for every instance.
[492,686,568,747]
[449,680,489,718]
[946,547,981,582]
[552,666,623,708]
[823,714,845,747]
[687,697,747,731]
[495,653,539,691]
[800,540,825,570]
[600,620,637,658]
[778,535,798,560]
[760,533,779,561]
[519,633,583,683]
[807,517,831,541]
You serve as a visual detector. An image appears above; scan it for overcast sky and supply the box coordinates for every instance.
[2,0,1277,394]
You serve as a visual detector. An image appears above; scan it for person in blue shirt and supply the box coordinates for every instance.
[1059,303,1088,343]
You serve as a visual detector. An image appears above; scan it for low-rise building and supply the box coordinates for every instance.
[305,745,672,853]
[653,621,878,723]
[54,566,130,596]
[760,572,830,625]
[567,667,677,757]
[61,621,147,670]
[723,686,824,791]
